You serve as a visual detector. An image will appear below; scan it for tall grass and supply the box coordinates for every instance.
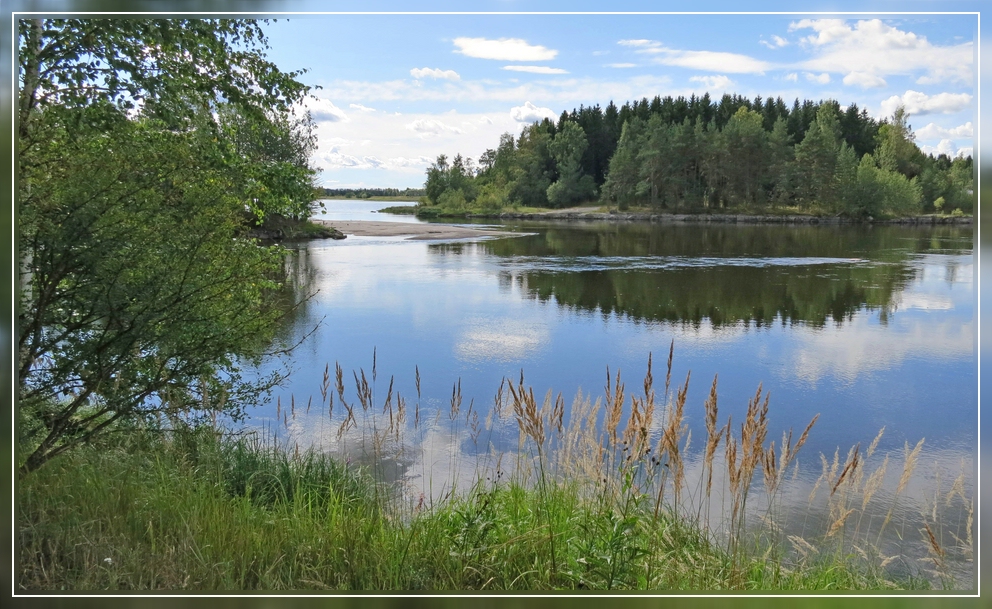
[16,348,973,591]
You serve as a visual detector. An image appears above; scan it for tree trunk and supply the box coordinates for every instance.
[18,19,43,139]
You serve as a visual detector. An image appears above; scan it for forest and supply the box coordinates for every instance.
[420,93,974,219]
[321,187,426,199]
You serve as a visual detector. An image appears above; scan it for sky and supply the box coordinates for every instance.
[252,11,978,189]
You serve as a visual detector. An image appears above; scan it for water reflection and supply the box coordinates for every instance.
[254,218,975,588]
[431,223,972,329]
[455,317,551,362]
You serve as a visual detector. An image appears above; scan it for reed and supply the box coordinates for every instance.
[16,349,972,591]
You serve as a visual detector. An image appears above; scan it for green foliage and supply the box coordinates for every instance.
[424,154,452,204]
[437,188,469,213]
[509,122,556,207]
[875,107,923,178]
[418,91,966,218]
[946,158,975,213]
[842,153,922,219]
[19,110,288,473]
[217,105,319,220]
[17,19,310,130]
[376,205,419,215]
[322,187,425,199]
[474,181,511,213]
[793,104,841,206]
[717,107,768,206]
[422,119,597,215]
[424,154,477,208]
[17,19,315,473]
[547,121,597,207]
[601,119,646,210]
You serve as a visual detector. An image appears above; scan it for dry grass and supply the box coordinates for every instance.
[18,346,974,591]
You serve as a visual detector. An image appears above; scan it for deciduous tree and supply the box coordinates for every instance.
[18,19,315,473]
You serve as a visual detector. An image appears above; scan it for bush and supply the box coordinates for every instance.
[437,188,468,212]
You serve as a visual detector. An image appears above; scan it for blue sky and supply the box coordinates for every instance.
[256,10,979,189]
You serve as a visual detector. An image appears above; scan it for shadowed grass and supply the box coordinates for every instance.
[18,420,928,591]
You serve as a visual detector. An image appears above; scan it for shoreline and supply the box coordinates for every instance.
[307,212,972,244]
[313,219,527,241]
[470,210,974,226]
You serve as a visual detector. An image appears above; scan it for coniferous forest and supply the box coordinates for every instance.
[420,93,974,219]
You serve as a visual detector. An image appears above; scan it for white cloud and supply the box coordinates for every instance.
[785,294,973,385]
[323,137,352,150]
[320,74,673,107]
[804,71,831,84]
[914,121,973,140]
[606,63,637,68]
[349,103,376,113]
[311,110,525,184]
[623,39,771,74]
[618,39,661,48]
[880,90,973,118]
[919,139,972,159]
[410,67,461,81]
[455,318,549,362]
[453,37,558,61]
[760,35,789,49]
[318,151,433,171]
[405,118,464,138]
[689,75,734,90]
[785,72,798,82]
[656,49,771,73]
[510,101,558,123]
[319,151,381,169]
[307,98,349,123]
[789,18,973,85]
[843,71,887,88]
[502,65,569,75]
[386,156,435,168]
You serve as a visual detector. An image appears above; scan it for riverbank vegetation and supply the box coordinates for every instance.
[417,95,974,219]
[321,187,425,200]
[17,19,318,473]
[18,352,971,590]
[376,205,419,215]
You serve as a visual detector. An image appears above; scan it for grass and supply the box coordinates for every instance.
[376,205,418,215]
[17,428,912,591]
[16,349,972,591]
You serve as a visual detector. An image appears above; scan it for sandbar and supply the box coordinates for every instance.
[314,219,525,241]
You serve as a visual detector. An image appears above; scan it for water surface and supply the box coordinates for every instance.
[256,200,977,586]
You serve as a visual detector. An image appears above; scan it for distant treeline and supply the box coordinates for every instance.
[321,187,425,199]
[421,92,974,218]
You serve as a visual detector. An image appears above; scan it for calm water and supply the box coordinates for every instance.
[255,200,976,586]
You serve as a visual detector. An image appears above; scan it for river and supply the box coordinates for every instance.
[252,199,976,587]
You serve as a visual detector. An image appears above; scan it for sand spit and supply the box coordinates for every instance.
[314,219,526,241]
